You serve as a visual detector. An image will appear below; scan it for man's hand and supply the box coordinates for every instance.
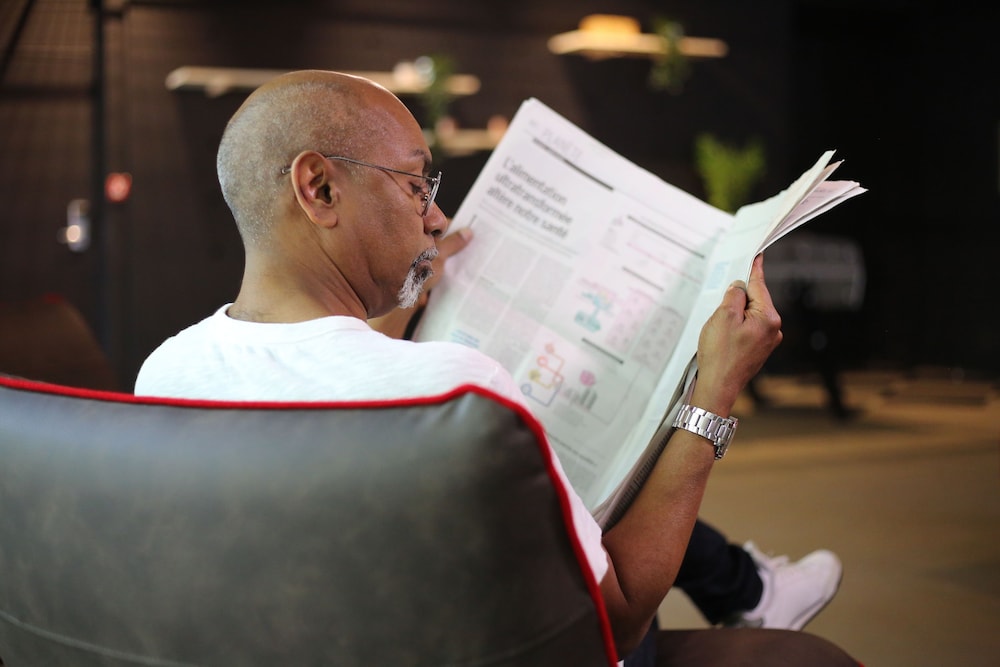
[368,227,473,339]
[691,253,783,415]
[419,227,474,299]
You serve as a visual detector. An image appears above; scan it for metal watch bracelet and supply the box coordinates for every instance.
[671,404,738,460]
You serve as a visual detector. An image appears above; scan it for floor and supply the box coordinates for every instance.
[656,369,1000,667]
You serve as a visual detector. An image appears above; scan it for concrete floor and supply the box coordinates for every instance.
[657,370,1000,667]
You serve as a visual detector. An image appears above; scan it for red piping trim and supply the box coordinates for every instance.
[502,393,620,665]
[0,375,497,411]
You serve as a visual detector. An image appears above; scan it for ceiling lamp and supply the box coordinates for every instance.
[548,14,727,60]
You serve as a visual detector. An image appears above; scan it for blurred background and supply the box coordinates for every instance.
[1,3,998,666]
[1,0,996,391]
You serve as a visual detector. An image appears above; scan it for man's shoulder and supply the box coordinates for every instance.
[403,340,521,404]
[404,337,503,369]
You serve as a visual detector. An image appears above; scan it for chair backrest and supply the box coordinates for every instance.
[0,376,616,667]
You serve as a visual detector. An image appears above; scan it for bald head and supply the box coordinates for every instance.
[216,70,411,247]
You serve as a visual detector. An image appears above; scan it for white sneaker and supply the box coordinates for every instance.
[724,541,843,630]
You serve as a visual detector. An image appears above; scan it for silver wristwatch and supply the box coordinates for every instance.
[672,404,738,460]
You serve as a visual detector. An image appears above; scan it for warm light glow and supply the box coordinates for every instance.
[675,37,729,58]
[61,199,90,253]
[579,14,641,36]
[419,115,508,157]
[165,65,480,97]
[422,128,500,157]
[486,115,509,142]
[105,172,133,203]
[548,14,728,60]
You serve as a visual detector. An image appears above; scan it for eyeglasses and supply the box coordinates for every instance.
[281,155,441,217]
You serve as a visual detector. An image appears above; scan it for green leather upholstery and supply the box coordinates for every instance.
[0,376,615,666]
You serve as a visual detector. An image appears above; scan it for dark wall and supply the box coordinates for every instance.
[1,0,996,388]
[787,1,999,374]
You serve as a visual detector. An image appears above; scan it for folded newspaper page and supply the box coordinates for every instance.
[414,98,865,520]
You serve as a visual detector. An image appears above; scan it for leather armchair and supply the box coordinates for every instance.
[0,376,616,666]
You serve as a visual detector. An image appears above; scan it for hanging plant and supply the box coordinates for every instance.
[648,17,691,94]
[415,54,455,130]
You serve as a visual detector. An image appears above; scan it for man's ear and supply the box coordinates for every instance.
[289,152,340,229]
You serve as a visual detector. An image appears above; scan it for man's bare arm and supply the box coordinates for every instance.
[599,254,783,653]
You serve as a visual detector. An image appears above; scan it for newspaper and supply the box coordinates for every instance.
[413,98,865,523]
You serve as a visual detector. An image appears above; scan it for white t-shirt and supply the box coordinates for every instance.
[135,305,608,584]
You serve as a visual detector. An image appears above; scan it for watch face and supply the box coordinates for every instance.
[714,440,729,460]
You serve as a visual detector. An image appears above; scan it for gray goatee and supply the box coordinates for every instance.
[397,246,439,309]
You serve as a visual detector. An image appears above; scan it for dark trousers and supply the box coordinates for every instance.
[673,518,763,625]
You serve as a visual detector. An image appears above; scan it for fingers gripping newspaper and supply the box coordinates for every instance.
[413,99,864,528]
